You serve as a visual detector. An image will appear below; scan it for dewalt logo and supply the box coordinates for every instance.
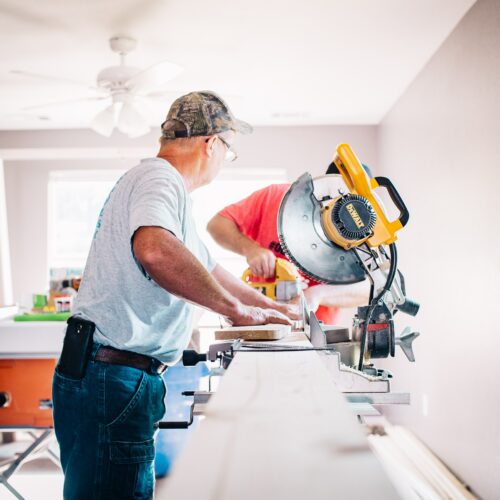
[346,203,365,228]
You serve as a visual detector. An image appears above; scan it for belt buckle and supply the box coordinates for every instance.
[150,358,167,374]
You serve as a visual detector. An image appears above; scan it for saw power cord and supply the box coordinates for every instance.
[357,243,398,371]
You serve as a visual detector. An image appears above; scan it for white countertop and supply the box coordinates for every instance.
[0,319,65,358]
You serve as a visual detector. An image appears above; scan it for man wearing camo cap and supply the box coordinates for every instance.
[52,91,297,499]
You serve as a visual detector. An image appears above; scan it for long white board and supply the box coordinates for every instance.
[162,333,398,499]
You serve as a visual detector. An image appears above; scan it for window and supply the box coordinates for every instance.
[48,170,125,269]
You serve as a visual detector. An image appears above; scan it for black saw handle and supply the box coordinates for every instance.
[374,176,410,227]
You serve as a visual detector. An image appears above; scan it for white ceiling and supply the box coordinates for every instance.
[0,0,476,131]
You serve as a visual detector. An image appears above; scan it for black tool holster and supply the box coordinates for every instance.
[57,316,96,379]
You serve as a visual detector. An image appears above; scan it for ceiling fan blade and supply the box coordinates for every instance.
[125,61,183,94]
[90,104,117,137]
[10,70,98,90]
[22,96,108,111]
[117,102,151,138]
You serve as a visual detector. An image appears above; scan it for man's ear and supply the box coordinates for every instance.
[205,135,217,158]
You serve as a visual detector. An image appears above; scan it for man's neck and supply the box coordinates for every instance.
[156,151,204,192]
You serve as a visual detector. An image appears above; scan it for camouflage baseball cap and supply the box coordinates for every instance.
[161,91,253,139]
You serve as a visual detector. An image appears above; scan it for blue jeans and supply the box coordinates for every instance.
[52,344,166,500]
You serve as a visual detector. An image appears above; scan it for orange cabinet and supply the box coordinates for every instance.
[0,359,57,428]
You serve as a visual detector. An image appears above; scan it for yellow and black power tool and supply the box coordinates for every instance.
[320,143,409,250]
[278,143,420,372]
[242,258,301,302]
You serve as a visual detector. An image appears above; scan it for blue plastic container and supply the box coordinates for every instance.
[154,362,210,477]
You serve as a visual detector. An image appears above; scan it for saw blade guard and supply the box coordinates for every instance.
[277,172,367,285]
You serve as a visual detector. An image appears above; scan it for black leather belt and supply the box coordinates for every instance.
[95,346,168,374]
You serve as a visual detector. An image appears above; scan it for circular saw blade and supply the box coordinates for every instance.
[278,173,366,285]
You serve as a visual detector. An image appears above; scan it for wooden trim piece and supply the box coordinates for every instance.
[214,324,291,341]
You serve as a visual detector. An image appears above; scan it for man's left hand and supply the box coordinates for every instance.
[273,301,301,321]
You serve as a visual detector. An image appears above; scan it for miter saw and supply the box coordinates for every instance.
[278,143,420,381]
[179,143,420,412]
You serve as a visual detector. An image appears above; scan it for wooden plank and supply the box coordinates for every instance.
[214,324,291,341]
[161,333,399,499]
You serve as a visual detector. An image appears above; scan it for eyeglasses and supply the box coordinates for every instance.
[217,135,237,162]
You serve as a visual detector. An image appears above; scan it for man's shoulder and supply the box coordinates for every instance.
[260,183,290,195]
[133,157,179,176]
[252,183,290,207]
[244,183,290,204]
[128,158,185,189]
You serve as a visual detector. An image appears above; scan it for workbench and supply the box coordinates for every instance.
[162,332,399,499]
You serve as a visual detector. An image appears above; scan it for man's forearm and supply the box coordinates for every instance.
[207,214,277,278]
[211,264,276,309]
[207,215,259,258]
[134,227,240,317]
[308,281,371,308]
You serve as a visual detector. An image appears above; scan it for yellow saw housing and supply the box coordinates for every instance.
[321,144,409,249]
[242,258,301,301]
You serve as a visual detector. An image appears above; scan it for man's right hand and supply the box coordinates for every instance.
[245,246,276,279]
[227,304,292,327]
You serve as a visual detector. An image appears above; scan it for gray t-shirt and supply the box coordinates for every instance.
[74,157,215,363]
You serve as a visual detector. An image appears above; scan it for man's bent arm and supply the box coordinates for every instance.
[207,214,260,256]
[207,215,276,278]
[133,226,291,326]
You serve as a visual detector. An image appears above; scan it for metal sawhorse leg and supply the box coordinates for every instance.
[0,429,59,500]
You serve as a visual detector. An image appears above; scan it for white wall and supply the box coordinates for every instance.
[0,125,376,302]
[377,0,499,498]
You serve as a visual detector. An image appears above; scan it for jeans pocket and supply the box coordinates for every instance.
[109,439,155,464]
[108,439,155,499]
[105,367,147,428]
[53,367,83,391]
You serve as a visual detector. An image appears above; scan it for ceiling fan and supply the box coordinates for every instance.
[12,36,183,138]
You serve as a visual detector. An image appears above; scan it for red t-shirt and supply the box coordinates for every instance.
[218,184,340,324]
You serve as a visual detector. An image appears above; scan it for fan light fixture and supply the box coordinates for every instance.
[14,36,183,138]
[91,95,151,138]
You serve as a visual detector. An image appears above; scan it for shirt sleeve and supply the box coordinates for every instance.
[129,171,185,241]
